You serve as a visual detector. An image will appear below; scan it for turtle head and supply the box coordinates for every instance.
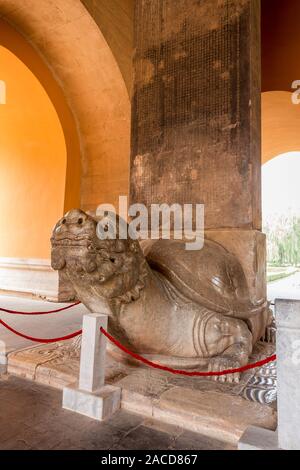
[51,209,147,303]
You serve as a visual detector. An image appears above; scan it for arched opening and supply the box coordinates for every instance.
[0,3,131,299]
[0,44,68,297]
[261,1,300,303]
[262,92,300,301]
[0,45,67,259]
[0,18,82,299]
[262,152,300,301]
[0,19,81,213]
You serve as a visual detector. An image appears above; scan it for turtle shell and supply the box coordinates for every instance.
[141,238,265,318]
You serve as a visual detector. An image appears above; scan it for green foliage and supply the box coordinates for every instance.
[264,216,300,266]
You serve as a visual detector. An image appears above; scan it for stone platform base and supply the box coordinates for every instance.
[63,382,121,421]
[0,258,60,301]
[7,341,277,446]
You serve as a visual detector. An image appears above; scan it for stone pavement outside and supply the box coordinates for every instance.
[0,374,234,451]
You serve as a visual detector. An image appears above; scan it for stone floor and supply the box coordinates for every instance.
[267,271,300,303]
[0,374,234,450]
[0,295,276,450]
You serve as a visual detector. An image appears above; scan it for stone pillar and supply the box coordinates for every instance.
[276,299,300,450]
[78,314,108,392]
[131,0,261,229]
[239,299,300,451]
[63,313,121,421]
[131,0,265,305]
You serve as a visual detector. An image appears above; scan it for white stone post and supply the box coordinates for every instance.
[63,313,121,421]
[239,299,300,450]
[0,339,8,368]
[79,314,107,393]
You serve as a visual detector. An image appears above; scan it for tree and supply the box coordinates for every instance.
[264,215,300,267]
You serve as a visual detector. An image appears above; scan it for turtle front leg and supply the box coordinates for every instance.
[205,316,253,384]
[208,343,251,384]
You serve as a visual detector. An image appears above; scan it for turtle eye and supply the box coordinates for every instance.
[110,257,116,264]
[61,218,67,225]
[78,218,83,225]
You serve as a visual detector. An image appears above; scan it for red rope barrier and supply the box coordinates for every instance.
[0,301,81,315]
[0,319,82,344]
[100,327,277,377]
[0,317,276,376]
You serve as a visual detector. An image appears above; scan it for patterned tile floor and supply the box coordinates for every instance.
[241,360,277,406]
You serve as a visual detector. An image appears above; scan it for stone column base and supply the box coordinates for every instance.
[63,382,121,421]
[238,426,280,450]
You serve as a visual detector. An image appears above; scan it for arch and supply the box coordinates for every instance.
[0,19,81,211]
[0,0,131,212]
[0,45,67,259]
[262,91,300,165]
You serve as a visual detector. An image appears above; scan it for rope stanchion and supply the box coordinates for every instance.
[100,327,277,378]
[0,319,82,344]
[0,301,81,315]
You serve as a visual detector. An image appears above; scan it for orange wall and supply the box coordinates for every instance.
[262,91,300,165]
[0,19,81,216]
[0,46,66,259]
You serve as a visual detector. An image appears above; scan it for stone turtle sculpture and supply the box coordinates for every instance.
[51,209,273,383]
